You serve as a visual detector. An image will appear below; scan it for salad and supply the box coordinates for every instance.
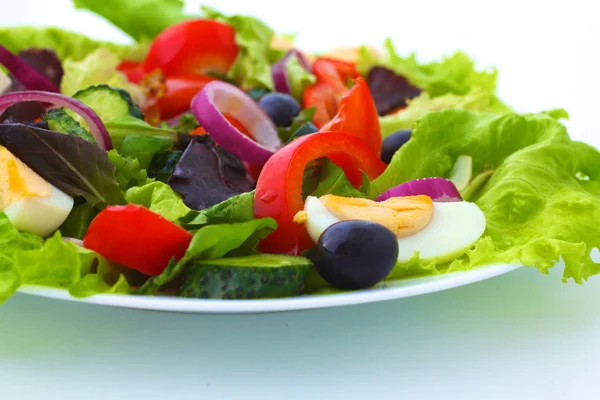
[0,0,598,304]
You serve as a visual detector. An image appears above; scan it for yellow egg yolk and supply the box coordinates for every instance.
[0,146,52,210]
[319,195,434,238]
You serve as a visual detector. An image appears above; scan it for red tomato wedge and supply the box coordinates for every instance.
[117,60,145,84]
[156,74,218,120]
[254,132,386,255]
[143,19,239,77]
[83,205,192,276]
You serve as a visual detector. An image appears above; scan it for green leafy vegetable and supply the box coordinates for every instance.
[358,39,497,97]
[278,107,316,142]
[107,150,149,191]
[105,116,179,144]
[379,88,512,137]
[60,49,145,107]
[125,181,191,223]
[119,136,174,170]
[202,6,281,89]
[0,213,44,303]
[0,124,126,207]
[181,191,255,228]
[0,26,144,61]
[58,203,99,240]
[73,0,188,41]
[370,109,600,283]
[167,113,199,133]
[138,218,277,294]
[147,150,182,182]
[310,160,369,199]
[287,54,316,101]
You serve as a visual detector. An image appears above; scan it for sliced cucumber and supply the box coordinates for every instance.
[43,108,95,143]
[178,254,312,299]
[449,154,472,191]
[72,84,144,124]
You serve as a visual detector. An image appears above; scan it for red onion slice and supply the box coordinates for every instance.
[191,81,282,166]
[0,45,59,93]
[376,178,462,202]
[271,49,312,94]
[0,91,112,150]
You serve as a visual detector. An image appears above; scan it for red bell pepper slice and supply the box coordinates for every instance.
[314,57,360,82]
[303,59,348,128]
[83,205,192,276]
[254,132,386,255]
[142,19,239,77]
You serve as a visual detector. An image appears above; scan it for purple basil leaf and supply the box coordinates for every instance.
[367,66,422,116]
[0,123,125,207]
[168,135,254,210]
[2,48,64,121]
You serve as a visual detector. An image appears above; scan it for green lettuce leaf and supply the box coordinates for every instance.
[60,48,145,106]
[138,218,277,294]
[119,136,174,170]
[108,150,150,191]
[358,38,497,97]
[0,214,44,303]
[368,109,600,283]
[287,54,316,101]
[0,229,132,303]
[309,160,369,199]
[73,0,188,41]
[105,116,179,145]
[202,6,280,89]
[0,26,144,61]
[379,88,512,137]
[125,181,191,223]
[181,191,255,228]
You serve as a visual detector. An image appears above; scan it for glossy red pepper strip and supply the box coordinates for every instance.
[254,132,386,255]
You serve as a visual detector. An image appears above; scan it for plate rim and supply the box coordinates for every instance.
[17,263,521,314]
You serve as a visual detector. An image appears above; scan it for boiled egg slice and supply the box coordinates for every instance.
[0,146,74,237]
[298,195,486,264]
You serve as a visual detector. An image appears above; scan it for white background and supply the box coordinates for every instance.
[2,1,600,399]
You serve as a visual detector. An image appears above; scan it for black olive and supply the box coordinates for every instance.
[381,129,412,164]
[315,220,399,290]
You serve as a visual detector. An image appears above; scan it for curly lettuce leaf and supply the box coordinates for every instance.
[61,49,145,106]
[138,218,277,295]
[379,88,512,137]
[119,136,173,170]
[202,6,280,90]
[73,0,188,42]
[0,227,131,303]
[125,181,191,223]
[108,150,150,191]
[0,26,144,61]
[287,54,316,101]
[358,38,497,97]
[369,109,600,283]
[0,214,44,302]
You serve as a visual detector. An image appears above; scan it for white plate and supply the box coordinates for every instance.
[18,263,520,313]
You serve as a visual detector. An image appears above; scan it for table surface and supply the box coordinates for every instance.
[2,1,600,399]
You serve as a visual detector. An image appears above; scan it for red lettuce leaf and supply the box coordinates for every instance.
[0,123,125,207]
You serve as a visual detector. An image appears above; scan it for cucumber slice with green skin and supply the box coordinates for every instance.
[72,84,144,124]
[178,255,312,299]
[43,108,96,143]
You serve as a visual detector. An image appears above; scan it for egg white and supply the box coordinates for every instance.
[303,196,486,264]
[4,184,74,237]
